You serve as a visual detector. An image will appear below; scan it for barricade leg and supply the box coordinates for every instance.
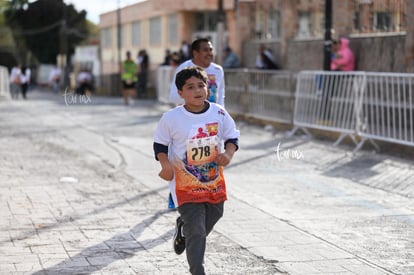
[286,126,312,138]
[353,137,380,153]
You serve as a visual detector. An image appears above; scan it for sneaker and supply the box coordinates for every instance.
[168,193,176,210]
[173,217,185,255]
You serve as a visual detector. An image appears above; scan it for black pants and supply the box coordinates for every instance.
[137,70,148,97]
[21,83,28,99]
[178,202,224,275]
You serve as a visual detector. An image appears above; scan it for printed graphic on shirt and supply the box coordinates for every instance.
[173,122,227,206]
[207,74,218,103]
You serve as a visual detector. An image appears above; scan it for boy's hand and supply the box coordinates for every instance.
[215,152,233,167]
[216,142,237,167]
[159,165,174,181]
[157,152,174,181]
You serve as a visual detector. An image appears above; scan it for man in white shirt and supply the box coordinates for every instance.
[76,68,93,95]
[20,65,31,99]
[169,38,225,107]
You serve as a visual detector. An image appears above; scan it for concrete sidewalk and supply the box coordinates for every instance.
[0,89,413,274]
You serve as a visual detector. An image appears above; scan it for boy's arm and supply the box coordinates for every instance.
[156,152,174,181]
[216,138,238,167]
[153,142,174,181]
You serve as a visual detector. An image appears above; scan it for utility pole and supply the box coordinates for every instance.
[117,0,122,94]
[323,0,332,71]
[60,3,69,88]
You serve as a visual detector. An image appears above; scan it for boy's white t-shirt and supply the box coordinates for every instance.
[169,60,225,106]
[154,103,239,207]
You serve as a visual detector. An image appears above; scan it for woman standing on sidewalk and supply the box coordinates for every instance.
[121,51,137,105]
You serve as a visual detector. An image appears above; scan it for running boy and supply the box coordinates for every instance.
[153,66,239,275]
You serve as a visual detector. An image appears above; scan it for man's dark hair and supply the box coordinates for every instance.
[191,38,211,52]
[175,66,208,91]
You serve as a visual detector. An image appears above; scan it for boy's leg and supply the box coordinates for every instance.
[205,202,224,236]
[178,203,207,275]
[178,202,224,275]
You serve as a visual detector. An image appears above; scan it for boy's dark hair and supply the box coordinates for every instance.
[191,38,211,52]
[175,66,208,91]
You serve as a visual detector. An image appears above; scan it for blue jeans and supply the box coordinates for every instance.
[178,202,224,275]
[10,83,21,99]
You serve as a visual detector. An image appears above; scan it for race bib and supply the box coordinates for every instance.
[186,136,218,165]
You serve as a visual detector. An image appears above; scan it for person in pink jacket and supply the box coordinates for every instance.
[331,37,355,71]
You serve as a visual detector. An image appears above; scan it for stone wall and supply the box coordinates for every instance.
[286,40,324,71]
[351,34,406,72]
[244,35,407,73]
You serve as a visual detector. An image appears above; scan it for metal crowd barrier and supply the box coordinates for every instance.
[0,66,11,100]
[156,66,174,104]
[290,71,367,146]
[290,70,414,152]
[357,72,414,150]
[224,68,295,124]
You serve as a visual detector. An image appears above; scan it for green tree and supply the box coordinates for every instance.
[0,1,14,48]
[5,0,90,64]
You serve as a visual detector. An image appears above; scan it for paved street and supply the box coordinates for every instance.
[0,89,413,275]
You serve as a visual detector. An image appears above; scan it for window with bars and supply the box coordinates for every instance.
[352,0,406,33]
[168,14,178,44]
[296,12,311,39]
[294,10,324,39]
[254,6,280,40]
[194,12,222,32]
[131,21,141,46]
[266,10,280,39]
[149,17,161,45]
[374,12,392,31]
[100,28,112,48]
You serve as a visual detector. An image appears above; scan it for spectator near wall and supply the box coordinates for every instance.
[222,47,241,69]
[256,45,280,70]
[330,37,355,71]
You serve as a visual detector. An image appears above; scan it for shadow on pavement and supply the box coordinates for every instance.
[323,155,382,180]
[32,209,174,275]
[0,186,168,245]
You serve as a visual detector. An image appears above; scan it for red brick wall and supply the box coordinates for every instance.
[405,0,414,72]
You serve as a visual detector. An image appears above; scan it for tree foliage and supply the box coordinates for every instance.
[0,1,15,48]
[5,0,90,64]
